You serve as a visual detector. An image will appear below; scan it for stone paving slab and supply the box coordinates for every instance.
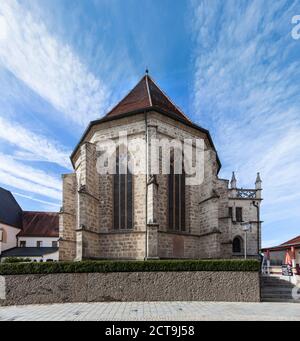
[0,301,300,321]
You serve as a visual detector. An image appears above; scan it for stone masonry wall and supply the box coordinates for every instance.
[76,142,101,260]
[60,110,259,261]
[59,174,77,261]
[98,232,145,259]
[0,271,260,306]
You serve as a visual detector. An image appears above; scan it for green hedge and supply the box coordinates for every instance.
[0,259,259,275]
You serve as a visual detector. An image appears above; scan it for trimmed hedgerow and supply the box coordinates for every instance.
[0,259,259,275]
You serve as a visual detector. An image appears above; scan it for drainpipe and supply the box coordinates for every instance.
[252,200,260,258]
[144,111,148,260]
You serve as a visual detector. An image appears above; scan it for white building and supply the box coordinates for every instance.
[0,187,59,262]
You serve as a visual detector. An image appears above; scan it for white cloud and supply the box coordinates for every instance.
[0,153,61,201]
[12,192,60,209]
[0,15,7,41]
[0,153,61,191]
[0,0,110,126]
[0,116,71,169]
[0,170,60,201]
[192,0,300,237]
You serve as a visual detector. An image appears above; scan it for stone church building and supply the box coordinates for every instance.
[59,74,262,261]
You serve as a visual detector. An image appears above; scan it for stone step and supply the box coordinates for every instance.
[261,278,294,282]
[260,275,300,302]
[261,285,296,290]
[262,298,300,303]
[261,276,294,282]
[261,284,294,288]
[261,289,294,295]
[261,278,295,287]
[262,293,294,298]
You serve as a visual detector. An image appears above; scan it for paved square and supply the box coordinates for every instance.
[0,301,300,321]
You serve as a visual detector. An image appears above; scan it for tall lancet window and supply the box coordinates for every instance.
[168,151,185,231]
[113,146,133,229]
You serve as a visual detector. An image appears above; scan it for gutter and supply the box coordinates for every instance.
[252,200,261,257]
[144,111,148,260]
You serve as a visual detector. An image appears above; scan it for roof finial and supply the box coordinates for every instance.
[145,68,149,75]
[230,171,237,189]
[255,172,262,190]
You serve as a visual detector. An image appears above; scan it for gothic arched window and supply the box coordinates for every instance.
[113,147,133,229]
[232,236,243,253]
[168,151,185,231]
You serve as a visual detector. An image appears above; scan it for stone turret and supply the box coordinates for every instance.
[255,172,262,199]
[230,172,237,189]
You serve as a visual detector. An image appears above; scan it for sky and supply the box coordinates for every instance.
[0,0,299,247]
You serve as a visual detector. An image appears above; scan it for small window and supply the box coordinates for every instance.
[52,241,58,248]
[228,207,233,219]
[0,229,7,243]
[20,241,26,248]
[233,236,242,253]
[36,241,43,248]
[236,207,243,222]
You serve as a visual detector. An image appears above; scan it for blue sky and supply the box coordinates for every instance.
[0,0,299,247]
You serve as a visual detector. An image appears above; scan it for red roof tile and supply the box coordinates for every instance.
[19,211,59,237]
[106,75,191,123]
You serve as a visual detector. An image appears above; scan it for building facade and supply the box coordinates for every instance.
[262,235,300,283]
[0,187,59,262]
[59,74,262,261]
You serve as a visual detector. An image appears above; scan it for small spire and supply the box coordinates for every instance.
[230,171,237,189]
[255,172,262,190]
[145,68,149,75]
[255,172,262,183]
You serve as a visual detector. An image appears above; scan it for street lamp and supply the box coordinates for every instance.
[241,222,252,259]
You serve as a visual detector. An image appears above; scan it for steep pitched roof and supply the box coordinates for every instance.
[0,187,22,228]
[18,211,59,237]
[70,73,221,172]
[106,75,191,123]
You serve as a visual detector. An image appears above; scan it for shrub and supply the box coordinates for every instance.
[0,259,259,275]
[2,257,32,264]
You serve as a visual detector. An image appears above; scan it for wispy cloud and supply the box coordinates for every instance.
[0,15,7,41]
[0,0,110,126]
[0,153,61,201]
[0,116,71,169]
[12,192,60,209]
[192,0,300,238]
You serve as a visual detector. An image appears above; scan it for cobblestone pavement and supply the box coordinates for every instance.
[0,301,300,321]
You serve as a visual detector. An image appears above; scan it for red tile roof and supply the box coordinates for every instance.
[280,235,300,246]
[70,73,222,173]
[19,211,59,237]
[106,75,191,123]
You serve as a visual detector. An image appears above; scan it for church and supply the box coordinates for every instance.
[59,73,262,261]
